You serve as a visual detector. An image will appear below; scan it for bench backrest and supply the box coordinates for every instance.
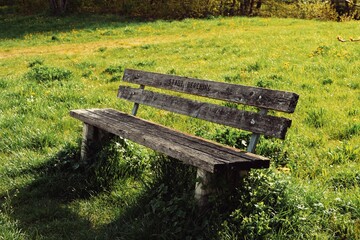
[118,69,299,152]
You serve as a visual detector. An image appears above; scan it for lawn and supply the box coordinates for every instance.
[0,14,359,239]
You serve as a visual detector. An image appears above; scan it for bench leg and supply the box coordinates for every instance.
[194,168,249,207]
[194,168,213,207]
[80,123,114,163]
[226,169,249,190]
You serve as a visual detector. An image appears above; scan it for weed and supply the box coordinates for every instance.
[140,44,152,49]
[348,82,359,90]
[222,102,239,109]
[81,70,93,78]
[167,68,177,75]
[335,123,360,140]
[135,60,156,67]
[257,139,290,167]
[194,125,212,139]
[348,108,359,116]
[0,78,8,89]
[322,78,333,85]
[256,79,273,88]
[75,61,96,69]
[96,138,151,187]
[223,73,241,83]
[98,47,107,52]
[209,127,251,150]
[217,170,309,239]
[51,35,60,41]
[25,65,72,82]
[245,62,261,72]
[28,59,44,68]
[329,171,360,190]
[300,83,314,90]
[305,108,326,128]
[268,74,284,81]
[303,136,324,149]
[327,142,359,165]
[312,45,330,57]
[108,75,121,82]
[103,65,123,75]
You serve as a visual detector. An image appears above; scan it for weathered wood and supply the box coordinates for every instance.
[131,84,145,116]
[80,123,114,163]
[91,108,268,165]
[118,86,292,139]
[70,108,270,173]
[247,108,269,153]
[123,69,299,113]
[195,168,213,207]
[70,67,300,208]
[71,68,299,207]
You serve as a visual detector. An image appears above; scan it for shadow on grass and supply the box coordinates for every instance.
[0,141,233,239]
[93,154,228,240]
[0,14,142,40]
[0,143,100,239]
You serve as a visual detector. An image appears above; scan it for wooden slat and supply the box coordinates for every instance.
[70,108,269,173]
[100,109,268,165]
[123,69,299,113]
[71,109,223,173]
[118,86,292,139]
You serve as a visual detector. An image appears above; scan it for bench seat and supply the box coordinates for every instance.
[70,108,269,173]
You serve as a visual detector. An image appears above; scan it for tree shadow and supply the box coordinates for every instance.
[0,14,143,40]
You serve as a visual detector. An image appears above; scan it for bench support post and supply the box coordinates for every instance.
[194,168,213,207]
[81,123,114,163]
[131,84,145,116]
[247,108,268,153]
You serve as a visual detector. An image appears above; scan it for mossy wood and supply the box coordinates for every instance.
[70,69,299,206]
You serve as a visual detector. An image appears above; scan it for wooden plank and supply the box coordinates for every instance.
[131,84,145,116]
[74,108,269,166]
[70,109,269,172]
[99,109,269,166]
[118,86,292,139]
[123,69,299,113]
[80,123,114,163]
[71,109,224,173]
[195,168,213,207]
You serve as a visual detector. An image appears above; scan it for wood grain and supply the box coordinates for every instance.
[118,86,292,139]
[70,108,270,173]
[123,69,299,113]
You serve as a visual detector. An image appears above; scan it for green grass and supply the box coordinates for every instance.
[0,14,360,239]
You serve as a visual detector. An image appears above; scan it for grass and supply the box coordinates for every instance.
[0,14,360,239]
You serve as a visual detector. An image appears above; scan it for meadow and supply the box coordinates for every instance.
[0,14,359,239]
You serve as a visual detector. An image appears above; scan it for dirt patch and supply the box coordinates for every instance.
[0,35,184,59]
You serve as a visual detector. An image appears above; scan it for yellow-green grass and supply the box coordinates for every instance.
[0,15,359,239]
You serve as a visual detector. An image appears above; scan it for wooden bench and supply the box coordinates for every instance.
[70,69,299,205]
